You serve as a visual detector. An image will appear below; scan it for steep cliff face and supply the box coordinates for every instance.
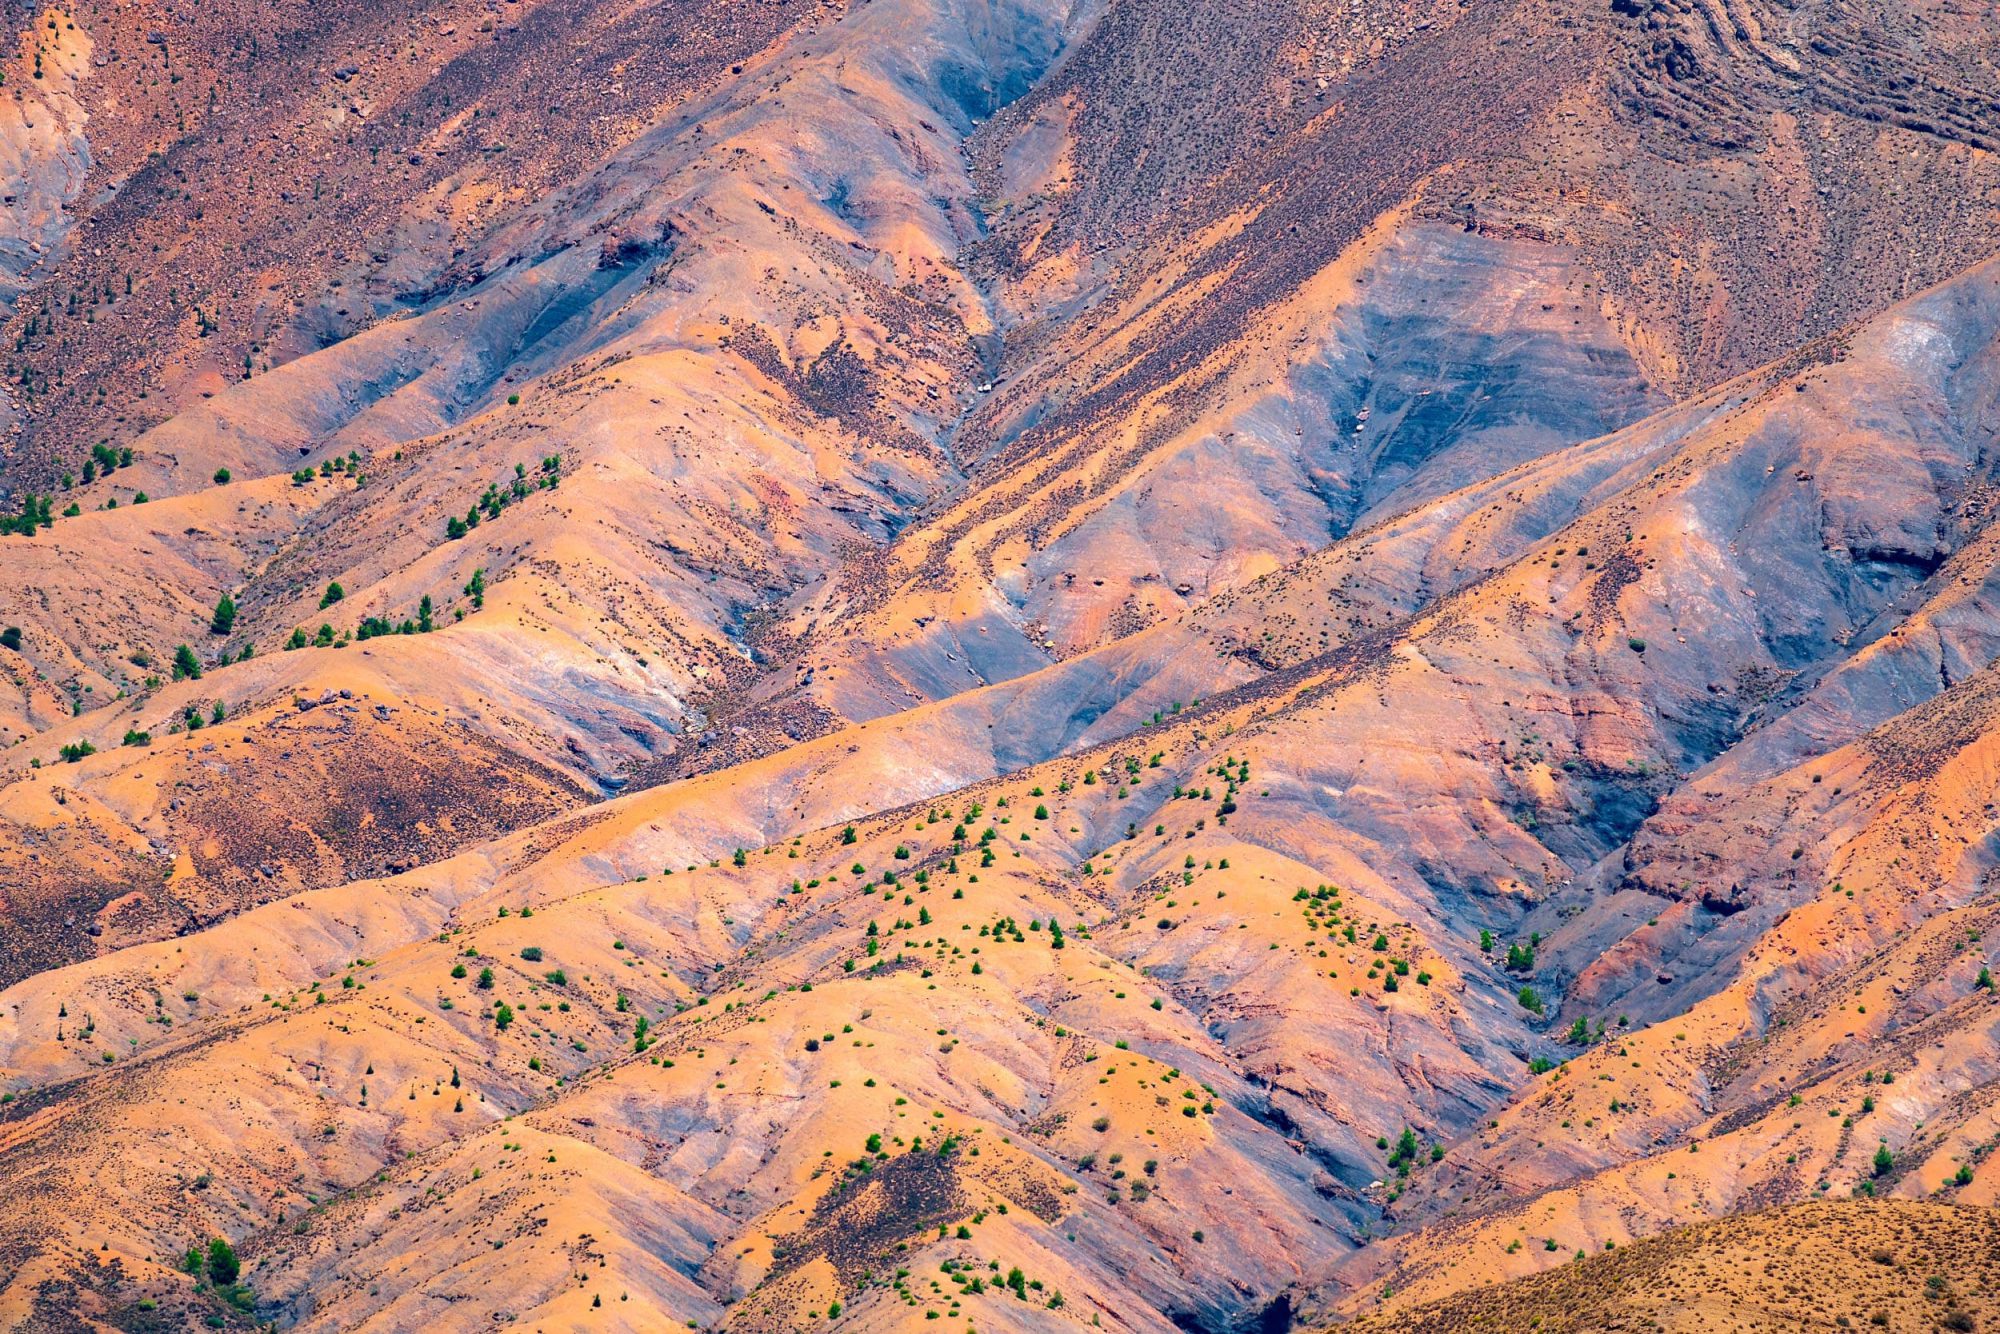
[2,0,2000,1329]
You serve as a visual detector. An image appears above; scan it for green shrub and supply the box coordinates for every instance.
[205,1238,239,1286]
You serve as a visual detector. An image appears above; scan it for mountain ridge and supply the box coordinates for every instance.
[4,0,2000,1330]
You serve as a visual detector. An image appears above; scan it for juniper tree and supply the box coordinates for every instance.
[205,1237,239,1286]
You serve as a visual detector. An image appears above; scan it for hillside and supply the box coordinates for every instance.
[1,0,2000,1331]
[1345,1198,2000,1333]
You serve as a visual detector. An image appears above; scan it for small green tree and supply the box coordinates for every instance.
[205,1237,239,1286]
[1873,1142,1894,1177]
[171,644,202,680]
[210,595,237,635]
[319,581,344,609]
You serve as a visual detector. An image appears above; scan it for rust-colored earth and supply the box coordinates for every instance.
[1,0,1999,1329]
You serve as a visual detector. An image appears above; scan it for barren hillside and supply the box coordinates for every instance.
[1,0,1999,1331]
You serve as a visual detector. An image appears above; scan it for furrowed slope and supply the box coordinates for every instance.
[8,0,2000,999]
[11,260,2000,1327]
[6,0,2000,1329]
[738,0,2000,737]
[0,0,1088,981]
